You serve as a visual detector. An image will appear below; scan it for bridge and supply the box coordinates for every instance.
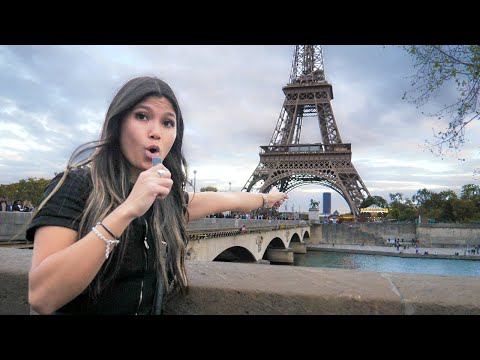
[0,213,310,264]
[185,218,310,263]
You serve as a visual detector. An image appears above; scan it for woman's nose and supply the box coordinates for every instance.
[149,132,160,139]
[148,122,162,139]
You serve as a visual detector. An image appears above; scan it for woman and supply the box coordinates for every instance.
[0,196,8,211]
[12,200,23,212]
[27,76,288,315]
[22,200,34,212]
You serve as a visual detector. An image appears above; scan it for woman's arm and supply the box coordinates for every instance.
[28,204,135,315]
[186,191,288,221]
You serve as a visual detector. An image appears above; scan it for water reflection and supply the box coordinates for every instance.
[294,251,480,277]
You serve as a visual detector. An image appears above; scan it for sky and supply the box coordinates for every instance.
[1,45,479,214]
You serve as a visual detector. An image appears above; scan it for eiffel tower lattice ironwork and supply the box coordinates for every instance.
[242,45,370,215]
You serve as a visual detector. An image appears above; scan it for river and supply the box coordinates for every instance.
[293,251,480,277]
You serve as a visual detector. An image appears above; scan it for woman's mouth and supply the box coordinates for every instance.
[145,145,160,159]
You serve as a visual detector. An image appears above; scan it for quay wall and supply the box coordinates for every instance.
[416,224,480,248]
[309,223,480,248]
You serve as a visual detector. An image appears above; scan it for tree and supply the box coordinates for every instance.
[452,198,480,223]
[200,186,218,192]
[389,193,405,204]
[388,208,400,221]
[461,184,480,200]
[0,177,51,206]
[401,46,480,162]
[412,188,432,206]
[360,195,388,208]
[441,201,455,223]
[388,194,416,222]
[438,189,458,201]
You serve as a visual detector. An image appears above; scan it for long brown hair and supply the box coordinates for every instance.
[32,76,189,300]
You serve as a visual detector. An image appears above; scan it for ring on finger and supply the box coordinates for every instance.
[157,169,167,178]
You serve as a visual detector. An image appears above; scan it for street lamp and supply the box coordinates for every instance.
[193,170,197,192]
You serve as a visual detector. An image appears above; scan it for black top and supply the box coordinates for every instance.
[26,167,161,315]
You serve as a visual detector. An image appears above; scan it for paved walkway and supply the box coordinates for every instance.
[307,243,480,261]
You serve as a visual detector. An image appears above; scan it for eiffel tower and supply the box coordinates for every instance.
[242,45,370,215]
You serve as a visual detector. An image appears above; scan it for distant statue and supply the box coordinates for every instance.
[310,199,319,209]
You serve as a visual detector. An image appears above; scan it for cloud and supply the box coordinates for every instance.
[1,45,478,214]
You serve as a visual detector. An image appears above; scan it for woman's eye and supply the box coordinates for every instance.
[164,120,176,128]
[135,112,149,121]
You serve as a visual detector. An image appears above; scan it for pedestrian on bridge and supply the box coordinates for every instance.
[26,76,288,315]
[240,224,246,234]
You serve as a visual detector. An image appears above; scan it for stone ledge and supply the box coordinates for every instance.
[1,248,479,315]
[164,261,480,315]
[0,248,31,315]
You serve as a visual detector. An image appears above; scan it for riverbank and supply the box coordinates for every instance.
[307,243,480,261]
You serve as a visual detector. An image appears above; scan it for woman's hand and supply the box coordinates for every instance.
[265,192,289,208]
[122,164,173,219]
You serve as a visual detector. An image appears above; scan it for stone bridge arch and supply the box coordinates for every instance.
[186,226,310,263]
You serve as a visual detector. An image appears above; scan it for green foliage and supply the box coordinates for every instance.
[441,201,455,222]
[398,206,417,222]
[389,193,405,204]
[461,184,480,200]
[423,207,443,221]
[200,186,218,192]
[385,186,479,223]
[438,190,458,201]
[412,188,432,205]
[360,195,388,209]
[388,208,400,220]
[387,194,417,222]
[0,177,51,206]
[451,198,480,223]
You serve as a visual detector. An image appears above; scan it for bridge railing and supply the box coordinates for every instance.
[0,212,307,243]
[187,222,308,241]
[187,218,305,231]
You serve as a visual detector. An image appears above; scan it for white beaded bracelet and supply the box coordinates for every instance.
[92,226,120,259]
[260,193,268,209]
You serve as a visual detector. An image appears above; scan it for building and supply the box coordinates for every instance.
[323,192,331,215]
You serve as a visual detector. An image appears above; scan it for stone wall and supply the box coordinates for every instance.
[417,224,480,248]
[0,248,30,314]
[0,212,32,241]
[2,248,479,315]
[311,223,416,245]
[309,223,480,248]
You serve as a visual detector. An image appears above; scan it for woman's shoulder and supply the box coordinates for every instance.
[49,166,92,193]
[67,166,92,182]
[54,166,91,181]
[26,167,93,240]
